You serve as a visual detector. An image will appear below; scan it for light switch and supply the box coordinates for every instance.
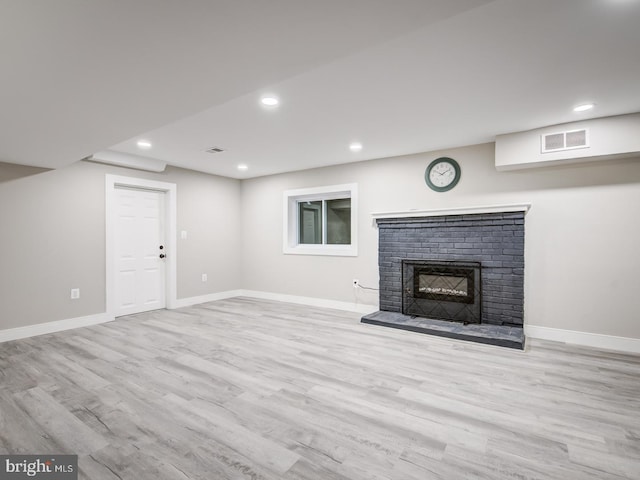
[181,230,188,240]
[70,288,80,300]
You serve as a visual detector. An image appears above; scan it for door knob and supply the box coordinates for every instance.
[159,254,166,259]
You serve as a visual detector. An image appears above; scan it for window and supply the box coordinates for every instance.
[283,183,357,256]
[299,198,351,245]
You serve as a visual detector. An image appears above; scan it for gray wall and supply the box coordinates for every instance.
[2,142,640,340]
[0,160,241,330]
[241,143,640,339]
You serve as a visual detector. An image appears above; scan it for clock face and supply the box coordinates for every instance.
[429,161,456,187]
[425,157,461,192]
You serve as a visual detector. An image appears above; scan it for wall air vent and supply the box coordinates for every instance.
[206,146,225,154]
[541,128,589,153]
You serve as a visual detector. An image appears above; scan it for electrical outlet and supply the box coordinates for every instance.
[202,273,208,282]
[70,288,80,300]
[353,279,359,289]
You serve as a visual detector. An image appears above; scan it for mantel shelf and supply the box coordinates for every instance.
[371,203,531,225]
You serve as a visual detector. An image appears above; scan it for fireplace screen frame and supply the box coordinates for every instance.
[402,260,482,324]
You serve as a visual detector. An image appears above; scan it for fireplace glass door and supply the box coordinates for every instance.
[414,267,474,304]
[402,260,481,324]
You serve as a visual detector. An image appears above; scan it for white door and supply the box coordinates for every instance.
[114,187,166,317]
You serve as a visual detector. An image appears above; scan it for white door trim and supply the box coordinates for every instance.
[106,174,177,317]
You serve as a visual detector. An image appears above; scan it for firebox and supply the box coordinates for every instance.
[402,260,481,324]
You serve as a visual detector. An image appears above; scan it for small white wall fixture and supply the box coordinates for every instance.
[105,175,177,318]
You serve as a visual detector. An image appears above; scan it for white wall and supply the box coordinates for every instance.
[0,160,241,330]
[2,142,639,342]
[241,143,640,339]
[496,113,640,170]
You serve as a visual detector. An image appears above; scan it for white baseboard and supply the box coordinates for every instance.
[172,290,244,309]
[0,312,114,344]
[525,325,640,354]
[237,289,379,314]
[0,289,374,344]
[173,289,377,314]
[3,297,637,355]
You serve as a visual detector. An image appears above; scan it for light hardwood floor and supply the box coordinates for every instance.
[1,297,639,479]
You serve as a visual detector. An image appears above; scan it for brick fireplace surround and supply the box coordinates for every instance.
[361,206,528,349]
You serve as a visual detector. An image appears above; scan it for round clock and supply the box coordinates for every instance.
[425,157,461,192]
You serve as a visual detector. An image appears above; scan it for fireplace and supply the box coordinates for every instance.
[403,260,481,324]
[361,209,527,349]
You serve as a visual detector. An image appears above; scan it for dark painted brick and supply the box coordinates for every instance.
[378,211,524,326]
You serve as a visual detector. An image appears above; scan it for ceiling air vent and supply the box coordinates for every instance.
[541,128,589,153]
[206,146,225,154]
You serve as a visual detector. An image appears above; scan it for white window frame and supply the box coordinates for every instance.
[283,183,357,256]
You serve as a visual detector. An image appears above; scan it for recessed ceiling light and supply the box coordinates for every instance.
[136,139,152,149]
[573,103,595,112]
[237,164,248,171]
[260,96,279,107]
[349,142,363,152]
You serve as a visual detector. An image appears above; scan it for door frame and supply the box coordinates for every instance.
[105,174,177,318]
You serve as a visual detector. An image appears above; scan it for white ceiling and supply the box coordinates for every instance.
[2,0,640,179]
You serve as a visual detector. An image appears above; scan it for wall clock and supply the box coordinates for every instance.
[425,157,461,192]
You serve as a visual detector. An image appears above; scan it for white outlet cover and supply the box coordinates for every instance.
[70,288,80,299]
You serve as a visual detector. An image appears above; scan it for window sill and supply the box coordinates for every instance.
[283,244,358,257]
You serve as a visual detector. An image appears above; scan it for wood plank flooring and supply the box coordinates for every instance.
[1,297,639,479]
